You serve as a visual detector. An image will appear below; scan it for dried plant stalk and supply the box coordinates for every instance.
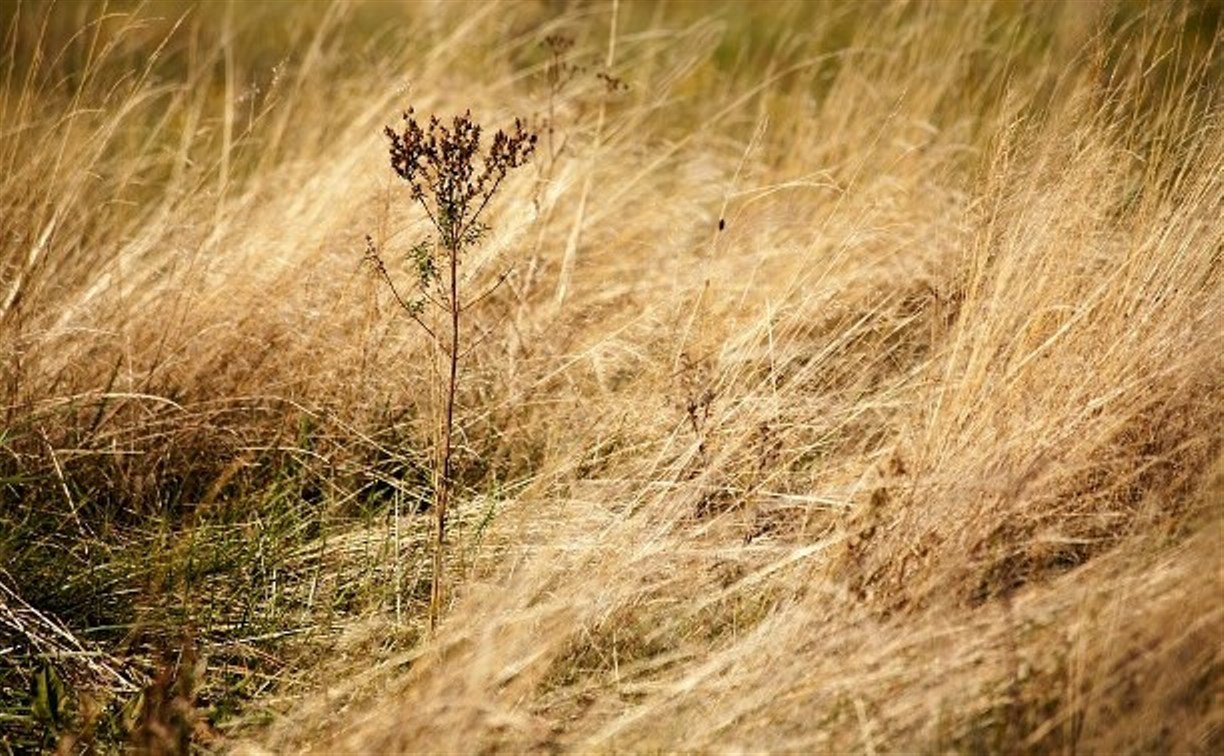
[367,109,536,631]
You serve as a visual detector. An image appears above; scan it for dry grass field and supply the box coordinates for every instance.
[1,0,1221,752]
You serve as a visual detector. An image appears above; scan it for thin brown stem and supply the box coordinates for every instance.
[429,240,461,632]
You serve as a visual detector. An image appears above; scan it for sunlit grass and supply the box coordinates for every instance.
[1,1,1220,752]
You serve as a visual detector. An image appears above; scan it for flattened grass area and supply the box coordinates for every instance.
[1,1,1220,752]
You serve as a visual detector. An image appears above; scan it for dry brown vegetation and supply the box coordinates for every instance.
[1,0,1221,753]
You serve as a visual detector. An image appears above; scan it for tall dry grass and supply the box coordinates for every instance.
[1,0,1220,752]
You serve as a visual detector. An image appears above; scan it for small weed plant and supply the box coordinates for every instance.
[366,109,536,631]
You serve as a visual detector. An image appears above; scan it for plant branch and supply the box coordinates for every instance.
[364,244,439,342]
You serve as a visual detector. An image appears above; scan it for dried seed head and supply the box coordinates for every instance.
[543,34,575,54]
[596,71,629,94]
[384,109,537,245]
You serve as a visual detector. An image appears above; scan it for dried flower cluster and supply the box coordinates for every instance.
[543,34,581,92]
[596,70,629,93]
[533,33,628,169]
[384,109,537,247]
